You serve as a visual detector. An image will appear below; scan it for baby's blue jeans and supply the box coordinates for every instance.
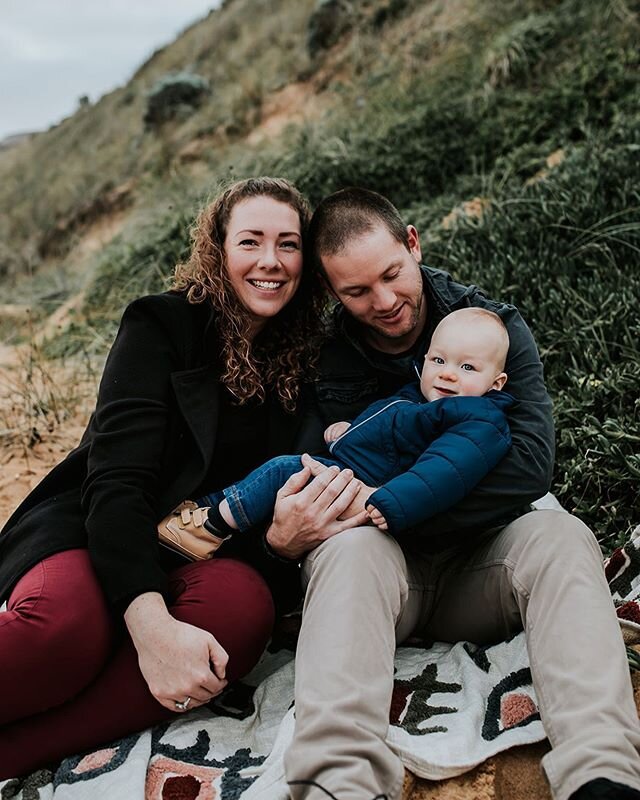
[200,455,344,531]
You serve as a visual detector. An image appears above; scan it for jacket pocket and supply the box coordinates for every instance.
[315,376,380,423]
[316,377,378,404]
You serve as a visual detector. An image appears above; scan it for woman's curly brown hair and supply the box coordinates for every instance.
[172,177,327,412]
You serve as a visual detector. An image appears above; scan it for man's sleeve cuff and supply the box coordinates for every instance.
[261,532,301,566]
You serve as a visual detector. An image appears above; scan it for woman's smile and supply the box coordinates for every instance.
[248,278,287,291]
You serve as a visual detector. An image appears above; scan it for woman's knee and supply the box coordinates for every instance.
[169,558,275,681]
[2,550,113,709]
[8,549,111,643]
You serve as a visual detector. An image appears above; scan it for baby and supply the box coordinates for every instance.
[159,307,514,553]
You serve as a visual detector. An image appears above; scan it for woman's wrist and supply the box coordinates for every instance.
[124,592,172,643]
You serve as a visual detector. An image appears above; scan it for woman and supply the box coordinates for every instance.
[0,177,326,778]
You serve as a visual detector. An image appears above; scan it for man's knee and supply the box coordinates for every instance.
[509,510,598,556]
[503,510,604,589]
[301,527,411,634]
[302,526,408,596]
[306,526,402,572]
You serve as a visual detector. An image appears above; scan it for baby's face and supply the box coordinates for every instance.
[420,320,507,402]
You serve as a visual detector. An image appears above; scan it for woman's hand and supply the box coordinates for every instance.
[324,421,351,443]
[265,454,369,560]
[124,593,228,712]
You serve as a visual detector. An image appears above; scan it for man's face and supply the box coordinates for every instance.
[321,223,427,353]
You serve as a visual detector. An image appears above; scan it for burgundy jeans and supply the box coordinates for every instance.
[0,549,275,779]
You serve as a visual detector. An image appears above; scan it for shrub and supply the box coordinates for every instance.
[0,340,99,454]
[372,0,411,29]
[144,72,210,128]
[484,12,559,89]
[307,0,355,59]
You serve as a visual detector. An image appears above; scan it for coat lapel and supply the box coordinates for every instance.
[170,365,220,476]
[172,363,308,469]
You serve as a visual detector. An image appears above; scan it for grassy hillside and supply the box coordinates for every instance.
[0,0,638,546]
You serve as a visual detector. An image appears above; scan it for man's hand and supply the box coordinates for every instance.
[125,593,228,712]
[366,504,389,531]
[265,454,369,560]
[324,420,351,444]
[304,455,377,521]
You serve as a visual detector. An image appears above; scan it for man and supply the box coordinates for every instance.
[265,188,640,800]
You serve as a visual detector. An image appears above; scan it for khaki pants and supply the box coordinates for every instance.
[284,511,640,800]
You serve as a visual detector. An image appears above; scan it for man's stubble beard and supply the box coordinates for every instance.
[368,288,424,341]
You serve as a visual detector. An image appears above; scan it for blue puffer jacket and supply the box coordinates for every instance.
[328,383,514,535]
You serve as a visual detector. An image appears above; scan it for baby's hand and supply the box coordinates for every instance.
[324,420,351,444]
[366,504,388,531]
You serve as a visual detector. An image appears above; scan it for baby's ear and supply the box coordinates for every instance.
[492,372,508,391]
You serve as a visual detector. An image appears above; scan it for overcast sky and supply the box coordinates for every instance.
[0,0,220,141]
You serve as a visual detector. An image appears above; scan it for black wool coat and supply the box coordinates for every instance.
[0,293,303,614]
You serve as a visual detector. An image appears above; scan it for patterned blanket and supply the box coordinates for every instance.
[2,507,639,800]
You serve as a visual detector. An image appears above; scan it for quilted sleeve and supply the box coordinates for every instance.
[367,398,512,536]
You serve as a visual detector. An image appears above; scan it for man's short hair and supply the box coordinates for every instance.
[308,187,410,272]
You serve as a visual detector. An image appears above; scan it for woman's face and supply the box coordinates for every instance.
[224,195,303,336]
